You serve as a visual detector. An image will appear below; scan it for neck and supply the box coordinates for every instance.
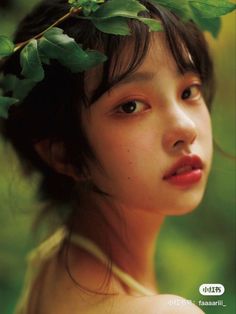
[71,190,165,293]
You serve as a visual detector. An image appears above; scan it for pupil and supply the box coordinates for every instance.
[122,101,136,113]
[182,88,191,99]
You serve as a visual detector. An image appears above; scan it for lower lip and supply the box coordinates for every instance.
[164,169,203,187]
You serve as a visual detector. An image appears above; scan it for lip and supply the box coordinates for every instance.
[163,155,203,187]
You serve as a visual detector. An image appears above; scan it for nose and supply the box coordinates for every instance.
[162,108,197,154]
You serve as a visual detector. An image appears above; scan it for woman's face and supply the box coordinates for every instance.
[81,34,213,215]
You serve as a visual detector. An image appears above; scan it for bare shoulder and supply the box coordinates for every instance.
[46,293,204,314]
[29,246,204,314]
[141,294,205,314]
[97,294,204,314]
[85,294,205,314]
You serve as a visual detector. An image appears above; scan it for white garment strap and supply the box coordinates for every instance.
[70,233,155,297]
[14,227,155,314]
[14,227,68,314]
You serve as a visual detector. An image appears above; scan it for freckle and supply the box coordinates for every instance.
[127,177,131,180]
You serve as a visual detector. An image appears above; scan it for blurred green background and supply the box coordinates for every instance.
[0,1,235,314]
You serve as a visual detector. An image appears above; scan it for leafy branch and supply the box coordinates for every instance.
[14,6,83,54]
[0,0,236,119]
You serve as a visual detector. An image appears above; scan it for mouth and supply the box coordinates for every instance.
[163,155,203,187]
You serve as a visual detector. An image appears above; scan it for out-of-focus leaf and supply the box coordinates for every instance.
[0,35,14,57]
[1,74,18,93]
[0,96,19,119]
[13,79,36,100]
[152,0,193,20]
[193,16,221,38]
[189,0,236,18]
[152,0,235,37]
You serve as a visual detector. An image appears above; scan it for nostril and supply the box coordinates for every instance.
[162,125,197,154]
[190,133,197,144]
[173,140,185,148]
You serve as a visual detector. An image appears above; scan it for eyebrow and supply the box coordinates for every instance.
[100,66,199,101]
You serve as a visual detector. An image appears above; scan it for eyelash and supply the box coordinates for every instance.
[181,84,202,101]
[112,83,202,116]
[114,100,149,115]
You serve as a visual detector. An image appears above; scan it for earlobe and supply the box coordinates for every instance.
[33,139,79,181]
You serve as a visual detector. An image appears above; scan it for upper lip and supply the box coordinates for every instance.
[163,154,203,179]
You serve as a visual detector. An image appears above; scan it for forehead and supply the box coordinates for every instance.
[84,30,193,100]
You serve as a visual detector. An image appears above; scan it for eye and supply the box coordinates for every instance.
[115,100,149,115]
[181,84,202,101]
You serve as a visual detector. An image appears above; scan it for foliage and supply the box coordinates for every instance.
[0,0,235,118]
[20,39,44,82]
[153,0,236,37]
[0,96,18,119]
[69,0,105,15]
[0,35,14,57]
[38,27,107,72]
[88,0,162,33]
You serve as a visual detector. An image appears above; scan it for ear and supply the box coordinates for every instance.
[33,139,80,181]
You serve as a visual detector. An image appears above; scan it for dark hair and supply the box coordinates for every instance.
[0,0,215,296]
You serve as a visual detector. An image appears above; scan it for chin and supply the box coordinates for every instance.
[163,205,199,216]
[156,191,205,216]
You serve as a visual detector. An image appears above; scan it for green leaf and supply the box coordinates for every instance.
[152,0,234,37]
[1,74,19,93]
[137,18,163,32]
[39,27,107,72]
[68,0,81,8]
[151,0,193,20]
[0,96,19,119]
[13,79,37,100]
[84,50,108,68]
[89,0,162,35]
[0,36,15,58]
[40,55,51,65]
[193,16,221,38]
[0,74,36,102]
[83,4,100,16]
[69,0,104,13]
[92,17,131,35]
[20,39,45,82]
[189,0,236,18]
[93,16,162,35]
[93,0,147,19]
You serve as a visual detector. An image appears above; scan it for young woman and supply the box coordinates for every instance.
[0,0,230,313]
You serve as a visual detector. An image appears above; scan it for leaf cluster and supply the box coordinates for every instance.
[0,0,235,118]
[69,0,105,16]
[153,0,236,38]
[0,27,106,118]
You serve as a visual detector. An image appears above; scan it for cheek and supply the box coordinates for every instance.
[195,107,213,176]
[85,121,163,192]
[199,108,213,154]
[93,130,158,175]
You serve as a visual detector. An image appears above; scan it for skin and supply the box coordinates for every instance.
[77,32,213,290]
[34,32,212,313]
